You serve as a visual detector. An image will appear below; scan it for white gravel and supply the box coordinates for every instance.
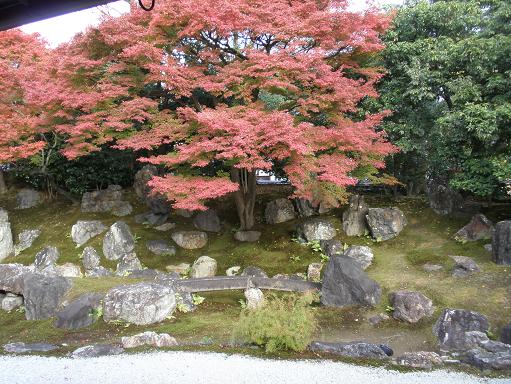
[0,351,509,384]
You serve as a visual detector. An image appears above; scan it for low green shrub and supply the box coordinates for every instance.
[232,293,317,353]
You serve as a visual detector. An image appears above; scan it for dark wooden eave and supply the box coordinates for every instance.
[0,0,113,31]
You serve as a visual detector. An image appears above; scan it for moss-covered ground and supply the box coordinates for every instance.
[0,188,510,361]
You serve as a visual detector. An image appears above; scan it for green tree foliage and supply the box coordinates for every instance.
[379,0,511,197]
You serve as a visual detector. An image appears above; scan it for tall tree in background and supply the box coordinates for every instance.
[379,0,511,199]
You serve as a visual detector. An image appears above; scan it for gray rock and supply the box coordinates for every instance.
[342,195,369,236]
[0,263,32,294]
[463,331,491,349]
[226,266,241,276]
[501,323,511,345]
[310,341,391,359]
[111,201,133,217]
[296,218,336,243]
[154,222,176,232]
[368,313,390,326]
[1,293,23,311]
[244,288,264,310]
[82,247,101,270]
[14,229,41,256]
[71,220,107,247]
[56,263,82,278]
[121,331,178,349]
[190,256,217,278]
[492,221,511,265]
[103,282,176,325]
[433,308,489,351]
[85,266,113,278]
[166,263,190,275]
[265,198,296,224]
[71,344,124,358]
[16,189,41,209]
[394,351,443,370]
[0,208,14,261]
[461,348,511,371]
[171,231,207,249]
[33,246,59,274]
[293,198,317,217]
[55,293,104,329]
[23,273,72,320]
[115,253,143,276]
[390,291,434,323]
[234,231,261,242]
[103,221,135,261]
[450,256,480,278]
[146,240,176,256]
[321,256,381,308]
[484,244,492,253]
[423,263,444,272]
[320,239,345,258]
[454,214,494,242]
[366,208,407,241]
[126,269,165,279]
[318,201,334,214]
[81,185,124,213]
[133,165,171,214]
[307,263,323,282]
[241,266,268,278]
[4,342,58,354]
[193,209,221,232]
[135,212,168,226]
[344,246,374,270]
[427,180,464,216]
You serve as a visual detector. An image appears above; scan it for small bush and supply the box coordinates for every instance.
[232,293,317,353]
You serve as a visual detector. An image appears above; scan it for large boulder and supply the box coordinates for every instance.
[426,180,464,216]
[454,214,494,242]
[342,195,369,236]
[23,273,72,320]
[33,246,59,274]
[295,218,336,243]
[493,221,511,265]
[16,189,41,209]
[115,253,143,276]
[14,229,41,256]
[344,245,373,270]
[433,308,489,351]
[71,220,107,247]
[321,256,381,308]
[0,263,31,294]
[55,293,104,329]
[81,185,132,216]
[265,198,296,224]
[0,208,14,261]
[103,221,135,261]
[133,165,171,214]
[171,231,208,249]
[293,198,317,218]
[450,255,480,278]
[366,208,407,241]
[310,341,391,359]
[190,256,217,278]
[193,210,221,232]
[103,282,176,325]
[390,291,434,323]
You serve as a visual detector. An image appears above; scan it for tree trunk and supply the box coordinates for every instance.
[0,170,6,194]
[230,168,257,230]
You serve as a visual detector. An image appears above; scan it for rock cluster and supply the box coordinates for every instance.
[81,185,132,217]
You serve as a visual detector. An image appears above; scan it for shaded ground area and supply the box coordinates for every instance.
[0,189,510,360]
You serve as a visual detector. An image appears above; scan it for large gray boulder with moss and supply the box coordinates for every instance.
[33,246,59,274]
[103,221,135,261]
[14,229,41,256]
[190,256,217,278]
[171,231,207,249]
[321,256,381,307]
[454,214,494,242]
[0,263,31,294]
[265,198,296,224]
[55,293,104,329]
[390,290,434,323]
[0,208,14,261]
[23,273,72,320]
[310,341,391,359]
[493,221,511,265]
[71,220,107,247]
[193,210,221,232]
[342,195,369,236]
[295,218,336,243]
[366,208,407,241]
[433,308,489,351]
[103,282,176,325]
[344,245,373,270]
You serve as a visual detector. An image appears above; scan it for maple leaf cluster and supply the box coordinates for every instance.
[0,0,397,211]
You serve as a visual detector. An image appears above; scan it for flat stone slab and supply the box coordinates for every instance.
[4,342,58,354]
[71,344,124,358]
[310,341,392,359]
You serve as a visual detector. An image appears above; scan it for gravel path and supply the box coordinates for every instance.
[0,351,509,384]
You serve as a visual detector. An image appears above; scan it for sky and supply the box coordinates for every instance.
[20,0,404,47]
